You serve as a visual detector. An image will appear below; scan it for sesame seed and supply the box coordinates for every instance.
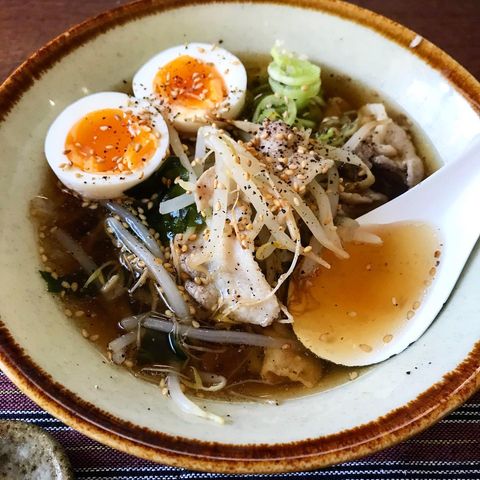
[124,359,134,368]
[64,309,72,317]
[348,371,359,380]
[74,310,85,317]
[165,309,174,317]
[359,344,372,353]
[407,310,415,320]
[99,125,109,131]
[383,334,393,343]
[365,264,372,271]
[81,328,89,338]
[412,301,421,310]
[391,296,398,306]
[348,311,357,317]
[303,245,313,253]
[192,320,200,329]
[319,332,333,342]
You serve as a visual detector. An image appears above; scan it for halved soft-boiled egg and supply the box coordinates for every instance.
[132,43,247,133]
[45,92,169,199]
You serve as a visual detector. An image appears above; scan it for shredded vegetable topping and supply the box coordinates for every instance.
[268,43,321,109]
[253,43,323,127]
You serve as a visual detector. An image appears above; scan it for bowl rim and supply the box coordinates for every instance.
[0,0,479,473]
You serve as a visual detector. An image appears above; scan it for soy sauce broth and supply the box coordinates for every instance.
[30,54,440,402]
[290,222,441,366]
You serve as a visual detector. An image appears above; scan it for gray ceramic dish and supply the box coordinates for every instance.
[0,421,73,479]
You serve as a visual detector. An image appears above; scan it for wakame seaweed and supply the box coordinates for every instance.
[39,270,63,293]
[39,270,97,296]
[137,328,186,365]
[125,156,204,242]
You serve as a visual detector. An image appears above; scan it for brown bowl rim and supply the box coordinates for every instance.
[0,0,479,473]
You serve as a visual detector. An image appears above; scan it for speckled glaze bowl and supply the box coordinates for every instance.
[0,421,74,479]
[0,0,479,473]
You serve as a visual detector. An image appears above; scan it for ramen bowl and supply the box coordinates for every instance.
[0,0,479,473]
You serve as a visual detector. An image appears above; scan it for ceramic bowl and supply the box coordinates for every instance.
[0,0,479,473]
[0,420,74,479]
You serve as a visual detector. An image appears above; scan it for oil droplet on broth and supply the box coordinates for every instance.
[289,222,440,365]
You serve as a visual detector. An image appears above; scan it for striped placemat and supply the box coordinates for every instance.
[0,371,478,479]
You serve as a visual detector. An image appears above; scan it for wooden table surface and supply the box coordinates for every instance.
[0,0,479,83]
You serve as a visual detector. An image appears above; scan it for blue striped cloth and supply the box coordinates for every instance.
[1,372,479,479]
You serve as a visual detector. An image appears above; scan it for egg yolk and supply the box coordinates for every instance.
[154,55,227,109]
[65,108,158,173]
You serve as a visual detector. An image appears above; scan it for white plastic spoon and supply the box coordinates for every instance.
[292,137,480,366]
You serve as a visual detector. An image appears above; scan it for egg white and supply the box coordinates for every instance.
[132,43,247,133]
[44,92,169,200]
